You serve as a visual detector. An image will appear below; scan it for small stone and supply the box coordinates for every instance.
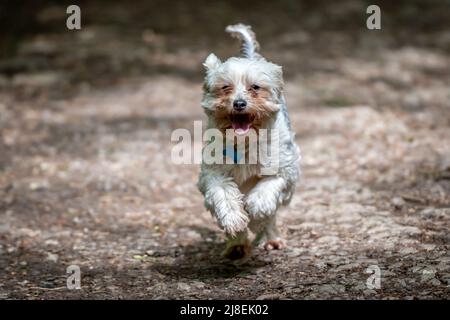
[399,247,418,255]
[256,293,281,300]
[402,226,421,235]
[147,283,166,292]
[29,180,49,191]
[363,289,377,295]
[46,252,59,263]
[313,284,345,295]
[398,279,409,287]
[420,208,449,219]
[45,239,60,246]
[335,263,360,272]
[286,248,303,257]
[436,262,449,271]
[314,261,327,270]
[192,281,205,289]
[430,278,441,286]
[421,244,436,251]
[13,72,65,88]
[353,283,366,291]
[391,197,405,208]
[177,282,190,291]
[107,285,119,292]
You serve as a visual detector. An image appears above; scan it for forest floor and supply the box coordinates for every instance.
[0,1,449,299]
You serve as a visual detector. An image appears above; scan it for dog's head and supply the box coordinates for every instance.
[201,54,283,135]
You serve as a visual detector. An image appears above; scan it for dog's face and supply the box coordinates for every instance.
[202,54,283,135]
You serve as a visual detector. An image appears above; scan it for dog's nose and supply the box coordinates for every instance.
[233,99,247,111]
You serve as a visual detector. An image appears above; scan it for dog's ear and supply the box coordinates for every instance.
[270,64,284,92]
[203,53,221,71]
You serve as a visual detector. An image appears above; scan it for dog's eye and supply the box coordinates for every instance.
[250,84,261,90]
[222,85,230,90]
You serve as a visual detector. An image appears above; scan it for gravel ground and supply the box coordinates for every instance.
[0,0,449,299]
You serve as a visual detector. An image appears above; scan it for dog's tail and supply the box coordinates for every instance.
[225,24,260,59]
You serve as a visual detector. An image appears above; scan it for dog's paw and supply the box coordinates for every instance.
[220,211,249,237]
[245,191,278,218]
[263,239,286,251]
[222,243,252,261]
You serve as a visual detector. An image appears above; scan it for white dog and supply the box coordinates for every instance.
[198,24,300,260]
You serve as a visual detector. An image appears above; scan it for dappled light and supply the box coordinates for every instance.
[0,0,449,299]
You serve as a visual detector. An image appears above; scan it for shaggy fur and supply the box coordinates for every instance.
[198,24,301,260]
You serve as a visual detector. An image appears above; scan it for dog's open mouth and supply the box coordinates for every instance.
[229,114,254,135]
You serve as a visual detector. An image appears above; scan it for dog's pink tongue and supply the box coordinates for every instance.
[232,122,251,135]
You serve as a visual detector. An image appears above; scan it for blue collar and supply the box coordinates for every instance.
[223,147,243,164]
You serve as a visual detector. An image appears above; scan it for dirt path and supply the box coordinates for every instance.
[0,1,449,299]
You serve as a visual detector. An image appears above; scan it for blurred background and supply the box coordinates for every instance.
[0,0,449,299]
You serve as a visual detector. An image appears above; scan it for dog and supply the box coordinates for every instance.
[198,24,300,260]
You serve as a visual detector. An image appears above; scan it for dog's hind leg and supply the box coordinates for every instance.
[222,230,252,261]
[249,215,286,251]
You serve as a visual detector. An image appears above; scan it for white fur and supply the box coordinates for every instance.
[225,24,260,59]
[198,24,301,256]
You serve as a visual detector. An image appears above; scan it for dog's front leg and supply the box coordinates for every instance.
[245,175,286,219]
[198,169,249,237]
[245,176,287,250]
